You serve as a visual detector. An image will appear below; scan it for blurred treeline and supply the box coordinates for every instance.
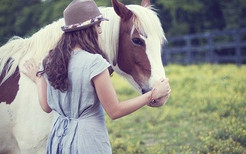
[0,0,246,45]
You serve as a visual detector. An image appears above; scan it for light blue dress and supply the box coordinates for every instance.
[44,50,112,154]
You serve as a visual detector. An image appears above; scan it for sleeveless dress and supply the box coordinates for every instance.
[44,50,112,154]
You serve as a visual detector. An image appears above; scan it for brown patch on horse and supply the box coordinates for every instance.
[113,0,151,91]
[0,63,20,104]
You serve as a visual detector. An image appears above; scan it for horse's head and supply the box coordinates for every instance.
[109,0,166,94]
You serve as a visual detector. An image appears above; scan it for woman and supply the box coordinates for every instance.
[23,0,171,153]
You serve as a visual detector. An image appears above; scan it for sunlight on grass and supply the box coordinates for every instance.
[106,64,246,154]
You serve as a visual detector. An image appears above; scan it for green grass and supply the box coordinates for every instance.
[106,64,246,154]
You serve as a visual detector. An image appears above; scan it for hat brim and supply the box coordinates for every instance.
[61,18,108,32]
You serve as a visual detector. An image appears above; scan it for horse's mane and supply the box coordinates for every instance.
[0,4,165,85]
[0,19,64,84]
[0,7,120,85]
[98,7,120,66]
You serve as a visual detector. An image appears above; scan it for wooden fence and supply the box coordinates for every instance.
[162,28,246,65]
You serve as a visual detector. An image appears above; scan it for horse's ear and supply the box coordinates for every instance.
[141,0,151,7]
[112,0,133,21]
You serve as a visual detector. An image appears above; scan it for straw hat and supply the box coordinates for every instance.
[61,0,108,32]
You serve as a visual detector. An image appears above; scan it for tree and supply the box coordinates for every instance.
[155,0,246,37]
[0,0,43,45]
[1,0,246,45]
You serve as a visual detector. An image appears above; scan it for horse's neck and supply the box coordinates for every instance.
[98,7,120,66]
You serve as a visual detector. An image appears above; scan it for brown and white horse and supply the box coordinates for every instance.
[0,0,167,153]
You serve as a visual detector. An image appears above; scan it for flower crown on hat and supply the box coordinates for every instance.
[61,15,108,32]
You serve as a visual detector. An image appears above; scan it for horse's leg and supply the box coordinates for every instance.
[0,103,20,154]
[0,131,20,154]
[0,64,21,154]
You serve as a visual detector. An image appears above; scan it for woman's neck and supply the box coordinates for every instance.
[73,45,82,51]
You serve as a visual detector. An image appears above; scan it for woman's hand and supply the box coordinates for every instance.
[149,78,171,107]
[22,59,51,113]
[22,59,40,83]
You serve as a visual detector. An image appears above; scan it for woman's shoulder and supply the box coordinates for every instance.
[72,50,102,59]
[70,50,109,67]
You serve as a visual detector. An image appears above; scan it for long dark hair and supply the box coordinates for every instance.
[39,26,106,92]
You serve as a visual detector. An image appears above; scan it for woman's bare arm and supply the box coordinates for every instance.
[92,69,170,120]
[22,59,52,113]
[35,77,52,113]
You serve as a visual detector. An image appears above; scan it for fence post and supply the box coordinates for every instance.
[162,45,168,65]
[234,30,241,65]
[208,33,215,63]
[185,36,191,64]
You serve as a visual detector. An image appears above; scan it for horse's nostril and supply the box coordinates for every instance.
[141,89,146,94]
[142,87,152,94]
[142,89,149,94]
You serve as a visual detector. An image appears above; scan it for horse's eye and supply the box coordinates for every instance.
[132,38,145,46]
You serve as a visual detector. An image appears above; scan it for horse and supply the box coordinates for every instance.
[0,0,167,153]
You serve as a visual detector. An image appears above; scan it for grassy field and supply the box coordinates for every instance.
[106,64,246,154]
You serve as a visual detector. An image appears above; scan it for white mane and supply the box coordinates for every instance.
[0,7,121,84]
[98,7,120,66]
[0,19,64,84]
